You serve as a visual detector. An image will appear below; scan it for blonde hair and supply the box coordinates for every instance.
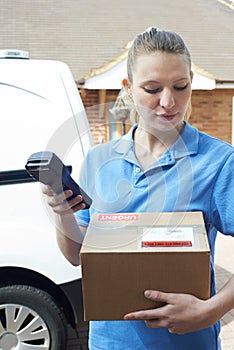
[125,27,192,123]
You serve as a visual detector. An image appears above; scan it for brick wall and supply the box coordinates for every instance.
[79,89,104,144]
[190,89,234,144]
[80,89,119,144]
[81,88,234,145]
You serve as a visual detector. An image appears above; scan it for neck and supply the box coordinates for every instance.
[133,122,184,170]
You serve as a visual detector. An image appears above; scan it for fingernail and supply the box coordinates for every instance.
[144,290,152,297]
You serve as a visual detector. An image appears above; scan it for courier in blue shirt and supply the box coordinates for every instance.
[43,27,234,350]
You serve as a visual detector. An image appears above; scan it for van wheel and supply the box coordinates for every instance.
[0,285,67,350]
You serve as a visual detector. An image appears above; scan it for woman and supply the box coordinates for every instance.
[44,27,234,349]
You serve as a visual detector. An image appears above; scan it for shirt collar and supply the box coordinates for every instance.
[171,121,199,159]
[112,121,199,159]
[112,124,136,155]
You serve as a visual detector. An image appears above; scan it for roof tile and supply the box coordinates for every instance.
[0,0,233,81]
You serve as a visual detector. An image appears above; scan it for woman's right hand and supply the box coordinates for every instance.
[42,184,86,216]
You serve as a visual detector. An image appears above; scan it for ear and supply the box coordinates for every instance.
[122,78,131,91]
[190,70,194,82]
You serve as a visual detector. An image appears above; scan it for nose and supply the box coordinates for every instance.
[159,89,175,110]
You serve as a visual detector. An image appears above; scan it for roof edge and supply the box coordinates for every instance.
[83,50,128,80]
[84,51,219,82]
[217,0,234,10]
[192,63,217,80]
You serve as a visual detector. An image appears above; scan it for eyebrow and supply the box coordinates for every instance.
[173,78,189,83]
[142,77,189,85]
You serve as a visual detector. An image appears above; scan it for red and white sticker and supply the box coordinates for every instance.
[98,214,139,221]
[141,226,194,248]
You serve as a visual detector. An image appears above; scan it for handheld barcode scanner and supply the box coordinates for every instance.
[25,151,92,209]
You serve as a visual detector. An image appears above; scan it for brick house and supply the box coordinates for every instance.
[1,0,233,144]
[79,54,234,145]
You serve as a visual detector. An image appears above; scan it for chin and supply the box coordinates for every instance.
[156,116,184,131]
[139,114,183,134]
[151,121,180,133]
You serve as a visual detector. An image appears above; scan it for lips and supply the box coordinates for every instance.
[159,113,177,118]
[156,112,178,121]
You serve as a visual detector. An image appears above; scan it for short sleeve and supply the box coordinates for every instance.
[211,152,234,235]
[74,151,92,227]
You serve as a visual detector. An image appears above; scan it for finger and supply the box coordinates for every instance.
[65,194,84,207]
[124,307,164,321]
[48,190,76,207]
[63,194,87,211]
[145,320,177,334]
[54,201,86,215]
[41,184,55,196]
[46,193,66,208]
[145,319,165,329]
[124,290,172,321]
[53,195,86,215]
[71,201,86,213]
[144,290,173,304]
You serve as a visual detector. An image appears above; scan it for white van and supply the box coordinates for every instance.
[0,50,93,350]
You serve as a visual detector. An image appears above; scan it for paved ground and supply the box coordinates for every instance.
[215,233,234,350]
[67,322,89,350]
[67,232,234,350]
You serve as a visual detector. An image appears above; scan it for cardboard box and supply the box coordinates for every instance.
[80,211,210,321]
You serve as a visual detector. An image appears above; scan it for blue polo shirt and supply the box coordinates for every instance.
[76,122,234,350]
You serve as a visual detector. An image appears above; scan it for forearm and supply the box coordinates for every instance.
[183,273,234,331]
[207,274,234,322]
[55,213,87,266]
[124,274,234,334]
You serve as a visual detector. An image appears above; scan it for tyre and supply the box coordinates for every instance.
[0,285,67,350]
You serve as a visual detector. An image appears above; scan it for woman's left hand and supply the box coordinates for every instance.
[124,290,215,334]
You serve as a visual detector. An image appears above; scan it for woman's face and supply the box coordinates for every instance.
[128,52,193,132]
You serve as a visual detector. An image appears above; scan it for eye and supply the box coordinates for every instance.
[174,84,188,91]
[143,87,161,94]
